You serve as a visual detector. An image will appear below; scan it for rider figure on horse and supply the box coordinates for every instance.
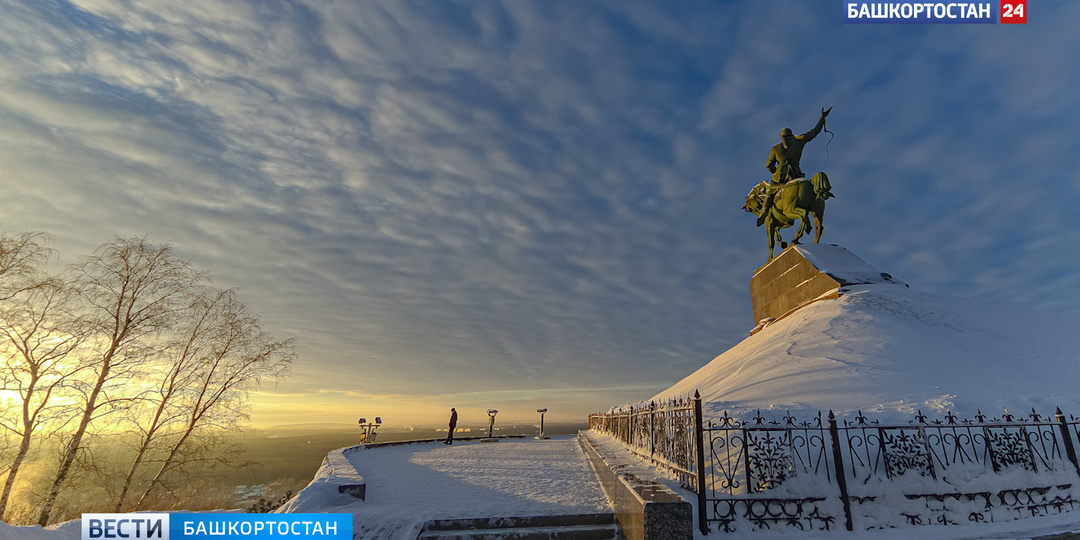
[758,107,832,226]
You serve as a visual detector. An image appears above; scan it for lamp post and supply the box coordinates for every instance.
[536,408,550,439]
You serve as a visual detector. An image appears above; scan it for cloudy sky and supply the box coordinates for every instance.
[2,1,1077,427]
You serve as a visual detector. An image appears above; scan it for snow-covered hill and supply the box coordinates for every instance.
[655,279,1080,422]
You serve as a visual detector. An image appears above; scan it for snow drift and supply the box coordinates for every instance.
[654,280,1080,423]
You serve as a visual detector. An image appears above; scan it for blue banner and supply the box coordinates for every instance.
[82,513,353,540]
[843,1,997,24]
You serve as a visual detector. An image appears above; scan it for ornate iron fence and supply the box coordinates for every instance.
[590,394,1080,534]
[587,394,700,492]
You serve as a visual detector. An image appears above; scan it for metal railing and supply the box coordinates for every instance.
[590,393,1080,534]
[588,395,699,492]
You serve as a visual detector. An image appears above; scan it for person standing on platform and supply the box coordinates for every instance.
[445,408,458,445]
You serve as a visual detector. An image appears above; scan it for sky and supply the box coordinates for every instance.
[1,0,1078,428]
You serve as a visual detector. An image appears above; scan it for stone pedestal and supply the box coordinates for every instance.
[750,244,905,327]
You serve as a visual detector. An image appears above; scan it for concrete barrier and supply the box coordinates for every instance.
[319,436,533,501]
[578,432,691,540]
[327,446,366,499]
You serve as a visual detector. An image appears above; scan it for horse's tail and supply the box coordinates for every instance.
[811,172,834,200]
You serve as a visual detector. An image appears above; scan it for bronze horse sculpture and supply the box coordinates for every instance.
[744,172,833,260]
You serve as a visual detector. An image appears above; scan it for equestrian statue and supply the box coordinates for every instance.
[744,107,835,260]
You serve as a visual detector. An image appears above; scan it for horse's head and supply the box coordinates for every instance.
[744,182,767,213]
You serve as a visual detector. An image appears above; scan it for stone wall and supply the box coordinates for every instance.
[578,432,691,540]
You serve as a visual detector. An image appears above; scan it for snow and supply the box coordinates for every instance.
[784,244,907,286]
[655,283,1080,423]
[0,522,77,540]
[629,276,1080,538]
[279,437,610,538]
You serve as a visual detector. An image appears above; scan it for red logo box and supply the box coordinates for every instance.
[1001,0,1027,23]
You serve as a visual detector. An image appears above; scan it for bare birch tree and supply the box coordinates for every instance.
[0,232,73,521]
[35,238,205,526]
[113,288,292,511]
[131,289,293,510]
[0,232,53,301]
[1,234,294,522]
[0,279,88,521]
[107,289,216,512]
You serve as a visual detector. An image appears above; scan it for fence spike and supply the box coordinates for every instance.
[753,409,766,425]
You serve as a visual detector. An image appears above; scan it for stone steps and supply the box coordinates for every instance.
[353,518,425,539]
[417,513,620,540]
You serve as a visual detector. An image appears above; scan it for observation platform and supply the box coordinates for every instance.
[281,437,617,539]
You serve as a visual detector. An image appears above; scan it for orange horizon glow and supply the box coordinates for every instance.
[245,384,664,430]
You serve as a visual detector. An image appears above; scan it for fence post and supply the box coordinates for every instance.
[828,410,853,531]
[693,391,708,535]
[622,410,629,445]
[650,401,656,459]
[1056,407,1080,479]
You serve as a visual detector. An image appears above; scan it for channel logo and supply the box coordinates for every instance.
[83,514,169,540]
[1000,0,1026,23]
[82,513,352,540]
[843,1,1012,24]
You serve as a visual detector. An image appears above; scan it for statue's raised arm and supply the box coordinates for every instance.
[767,107,832,184]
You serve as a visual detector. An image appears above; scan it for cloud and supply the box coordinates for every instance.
[1,0,1078,423]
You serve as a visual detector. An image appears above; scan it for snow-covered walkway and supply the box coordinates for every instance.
[280,436,611,539]
[0,437,611,540]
